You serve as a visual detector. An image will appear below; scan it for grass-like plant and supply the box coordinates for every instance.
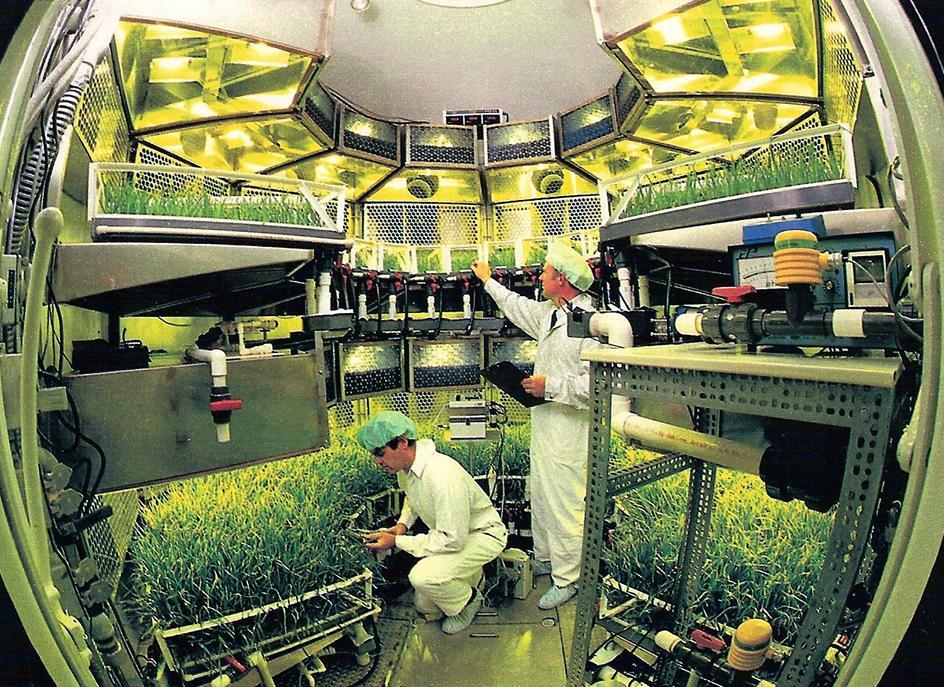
[416,248,443,273]
[100,178,330,228]
[489,246,516,269]
[450,248,479,272]
[618,140,844,220]
[126,433,393,663]
[605,467,830,646]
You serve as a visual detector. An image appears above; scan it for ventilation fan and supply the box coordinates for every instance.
[532,168,564,195]
[406,174,440,199]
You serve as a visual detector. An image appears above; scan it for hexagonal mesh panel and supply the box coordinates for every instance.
[135,145,230,197]
[409,338,483,391]
[340,341,403,399]
[302,80,337,144]
[491,196,603,241]
[83,490,140,596]
[821,0,863,126]
[363,203,482,246]
[485,118,554,166]
[614,71,644,131]
[341,107,399,164]
[407,125,477,167]
[561,94,616,155]
[74,58,130,163]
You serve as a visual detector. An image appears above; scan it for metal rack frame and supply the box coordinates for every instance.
[566,346,900,687]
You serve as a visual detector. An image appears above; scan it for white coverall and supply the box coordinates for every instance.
[394,439,508,617]
[484,279,599,587]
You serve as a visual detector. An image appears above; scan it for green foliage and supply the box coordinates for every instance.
[605,468,830,646]
[489,246,516,269]
[450,248,479,272]
[126,432,393,640]
[620,142,844,220]
[100,179,328,227]
[416,248,443,273]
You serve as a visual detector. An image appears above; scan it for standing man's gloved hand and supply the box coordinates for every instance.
[470,260,492,284]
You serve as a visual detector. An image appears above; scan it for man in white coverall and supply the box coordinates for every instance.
[471,241,598,609]
[358,411,507,634]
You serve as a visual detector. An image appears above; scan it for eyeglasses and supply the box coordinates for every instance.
[371,445,387,458]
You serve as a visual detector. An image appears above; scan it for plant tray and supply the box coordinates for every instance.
[154,568,377,683]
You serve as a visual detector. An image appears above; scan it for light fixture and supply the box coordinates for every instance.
[351,0,370,12]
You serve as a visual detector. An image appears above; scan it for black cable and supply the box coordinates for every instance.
[157,316,190,327]
[431,286,446,340]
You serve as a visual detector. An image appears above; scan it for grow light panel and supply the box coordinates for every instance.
[484,117,557,167]
[406,124,478,168]
[299,79,338,146]
[339,341,404,400]
[560,94,619,157]
[113,19,317,131]
[142,116,327,172]
[273,153,396,201]
[365,168,483,204]
[409,337,484,391]
[486,162,597,203]
[602,0,818,99]
[614,70,646,132]
[339,105,400,165]
[633,98,813,152]
[567,137,688,182]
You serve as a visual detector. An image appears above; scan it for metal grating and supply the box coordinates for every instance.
[409,337,483,391]
[406,125,477,167]
[83,490,140,596]
[302,80,337,144]
[362,203,482,246]
[614,71,644,132]
[74,58,130,163]
[561,94,616,155]
[821,0,863,126]
[341,107,399,164]
[134,145,231,197]
[491,196,603,242]
[340,341,403,400]
[485,117,555,166]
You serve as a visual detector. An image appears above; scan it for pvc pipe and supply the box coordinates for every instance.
[316,271,332,314]
[589,311,767,475]
[186,346,227,386]
[358,293,368,320]
[305,278,317,316]
[616,266,635,309]
[427,295,436,318]
[235,323,273,357]
[638,275,651,308]
[463,293,472,318]
[20,208,60,581]
[387,294,397,319]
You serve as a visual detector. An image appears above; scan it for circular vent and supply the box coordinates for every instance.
[406,174,440,199]
[532,168,564,195]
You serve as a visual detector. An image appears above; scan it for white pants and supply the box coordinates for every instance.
[409,530,506,617]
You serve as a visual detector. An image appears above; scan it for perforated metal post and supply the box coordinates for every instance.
[566,363,612,687]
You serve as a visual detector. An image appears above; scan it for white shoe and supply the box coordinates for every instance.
[442,589,483,634]
[532,559,552,576]
[538,584,577,610]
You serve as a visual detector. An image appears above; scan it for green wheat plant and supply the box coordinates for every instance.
[416,248,443,273]
[489,246,517,269]
[605,467,830,647]
[125,432,393,663]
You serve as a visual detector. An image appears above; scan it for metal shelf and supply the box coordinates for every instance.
[567,345,901,687]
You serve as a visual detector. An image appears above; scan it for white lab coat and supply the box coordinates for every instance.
[395,439,507,616]
[483,280,599,586]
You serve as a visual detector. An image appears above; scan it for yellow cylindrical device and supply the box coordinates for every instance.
[727,618,772,671]
[773,230,829,286]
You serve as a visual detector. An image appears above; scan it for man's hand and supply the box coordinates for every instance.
[470,259,492,284]
[385,523,408,536]
[522,374,546,398]
[364,531,397,551]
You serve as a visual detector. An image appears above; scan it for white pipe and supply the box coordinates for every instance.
[616,266,635,309]
[387,294,397,319]
[427,294,436,318]
[305,278,317,316]
[589,312,767,475]
[316,271,332,314]
[186,347,227,386]
[638,275,651,308]
[358,293,368,320]
[235,323,273,357]
[463,293,472,318]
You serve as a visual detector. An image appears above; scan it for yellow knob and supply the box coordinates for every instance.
[727,618,772,671]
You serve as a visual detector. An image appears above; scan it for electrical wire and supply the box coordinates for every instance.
[846,251,922,343]
[157,316,190,327]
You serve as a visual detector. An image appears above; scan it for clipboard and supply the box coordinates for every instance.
[481,361,548,408]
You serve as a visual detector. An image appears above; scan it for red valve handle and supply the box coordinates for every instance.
[711,285,757,304]
[690,629,726,653]
[210,399,243,412]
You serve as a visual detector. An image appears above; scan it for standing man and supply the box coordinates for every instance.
[358,411,507,634]
[471,241,598,609]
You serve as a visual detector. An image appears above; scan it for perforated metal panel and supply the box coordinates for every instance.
[340,341,403,400]
[614,71,645,132]
[409,337,483,391]
[340,106,400,165]
[485,117,556,167]
[821,0,863,127]
[301,79,337,145]
[84,490,140,596]
[491,196,602,241]
[406,125,477,168]
[560,94,617,156]
[362,203,482,246]
[74,58,130,163]
[134,145,231,197]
